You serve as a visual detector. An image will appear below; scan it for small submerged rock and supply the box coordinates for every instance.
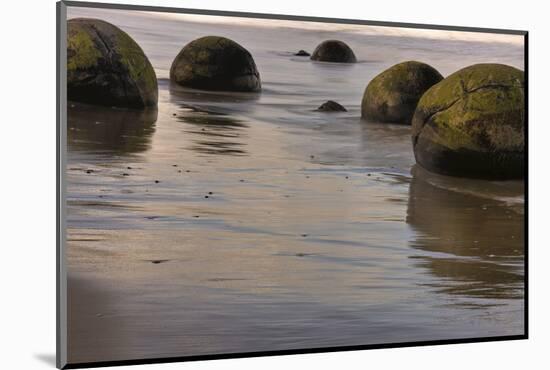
[295,50,310,57]
[170,36,261,92]
[67,18,158,108]
[362,61,443,124]
[311,40,356,63]
[316,100,347,112]
[411,63,525,179]
[149,259,170,264]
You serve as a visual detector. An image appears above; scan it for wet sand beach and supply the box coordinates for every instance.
[66,7,525,364]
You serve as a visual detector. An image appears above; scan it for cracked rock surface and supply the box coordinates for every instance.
[67,18,158,108]
[411,63,524,179]
[362,61,443,124]
[170,36,261,92]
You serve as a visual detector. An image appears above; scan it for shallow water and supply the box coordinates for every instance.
[66,7,525,364]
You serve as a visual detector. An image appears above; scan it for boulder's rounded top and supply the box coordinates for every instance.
[67,18,158,108]
[368,61,443,95]
[412,63,524,151]
[310,40,357,63]
[362,61,443,124]
[413,63,523,121]
[411,63,525,179]
[170,36,261,92]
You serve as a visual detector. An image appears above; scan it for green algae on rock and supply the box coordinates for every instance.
[67,18,158,108]
[170,36,261,92]
[411,63,525,179]
[362,61,443,124]
[310,40,356,63]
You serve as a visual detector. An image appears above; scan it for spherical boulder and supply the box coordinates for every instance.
[67,18,158,108]
[411,63,525,179]
[310,40,356,63]
[361,61,443,124]
[170,36,261,92]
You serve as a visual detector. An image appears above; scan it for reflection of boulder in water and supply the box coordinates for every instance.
[413,258,523,299]
[173,102,249,157]
[168,79,260,111]
[168,81,253,156]
[67,103,157,154]
[406,166,524,299]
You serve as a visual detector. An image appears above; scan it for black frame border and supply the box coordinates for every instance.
[57,1,529,369]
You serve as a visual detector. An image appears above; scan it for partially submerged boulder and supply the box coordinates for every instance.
[67,18,158,108]
[362,61,442,124]
[310,40,356,63]
[316,100,347,112]
[411,63,525,179]
[295,50,310,57]
[170,36,261,92]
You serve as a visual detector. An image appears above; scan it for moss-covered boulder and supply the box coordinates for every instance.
[67,18,158,108]
[411,63,525,179]
[362,61,443,124]
[310,40,356,63]
[170,36,261,92]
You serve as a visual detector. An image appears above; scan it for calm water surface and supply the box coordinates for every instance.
[66,8,525,363]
